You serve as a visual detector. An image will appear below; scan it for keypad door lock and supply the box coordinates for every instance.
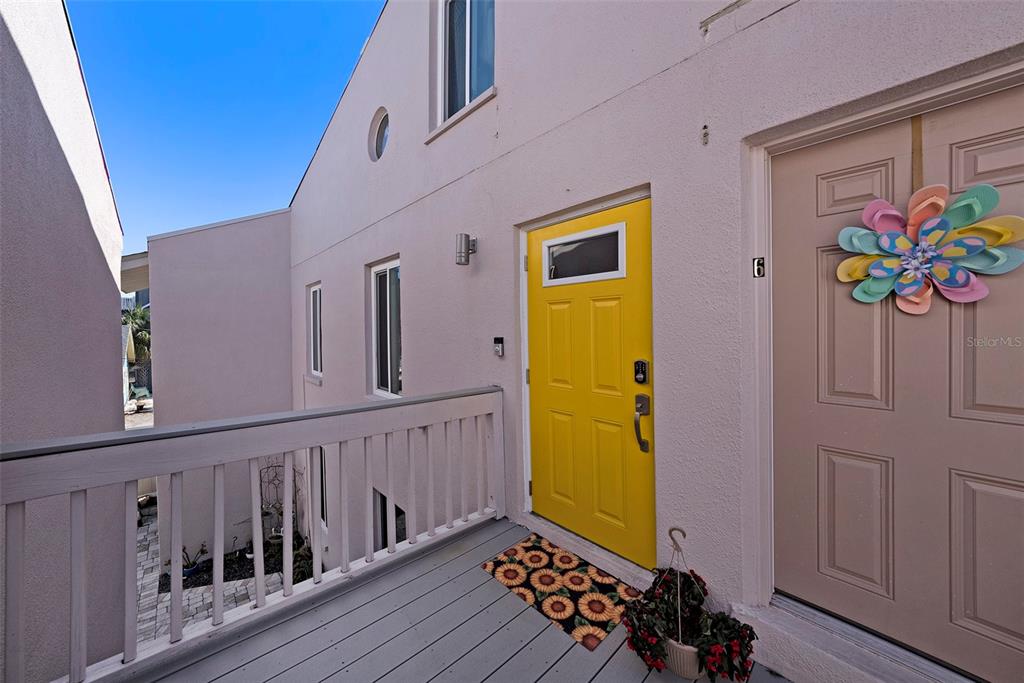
[634,359,649,384]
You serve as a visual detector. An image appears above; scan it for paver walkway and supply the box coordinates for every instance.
[136,504,282,643]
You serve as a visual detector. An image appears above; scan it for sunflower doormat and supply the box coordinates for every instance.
[481,533,642,650]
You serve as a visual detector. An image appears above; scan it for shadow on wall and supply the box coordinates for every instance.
[1,16,125,682]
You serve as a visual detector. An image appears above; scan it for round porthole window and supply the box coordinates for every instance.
[369,107,389,161]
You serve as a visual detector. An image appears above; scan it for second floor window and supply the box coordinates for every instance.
[309,284,322,376]
[444,0,494,119]
[372,260,401,396]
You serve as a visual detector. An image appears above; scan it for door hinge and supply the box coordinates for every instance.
[525,368,530,384]
[523,255,528,272]
[528,480,533,496]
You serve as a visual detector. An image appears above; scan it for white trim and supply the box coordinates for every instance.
[741,57,1024,681]
[370,258,401,399]
[436,0,493,128]
[518,230,532,512]
[308,283,323,378]
[147,208,290,242]
[425,86,496,144]
[541,222,626,287]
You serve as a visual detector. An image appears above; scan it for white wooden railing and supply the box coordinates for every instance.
[1,386,505,682]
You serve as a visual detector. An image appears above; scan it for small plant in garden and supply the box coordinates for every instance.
[182,542,208,569]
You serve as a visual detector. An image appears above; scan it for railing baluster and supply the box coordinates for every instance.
[213,464,225,623]
[406,429,417,544]
[123,481,138,662]
[489,407,506,517]
[364,436,374,562]
[427,425,436,537]
[248,459,266,607]
[444,421,454,529]
[170,472,183,642]
[310,448,323,583]
[69,490,87,682]
[459,418,469,523]
[283,452,294,595]
[385,432,396,553]
[338,441,350,572]
[476,415,487,514]
[4,501,26,682]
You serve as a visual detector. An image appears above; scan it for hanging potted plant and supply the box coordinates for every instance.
[622,528,758,681]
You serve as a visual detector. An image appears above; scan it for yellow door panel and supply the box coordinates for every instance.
[528,198,655,568]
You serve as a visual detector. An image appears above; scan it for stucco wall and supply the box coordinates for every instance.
[149,210,293,564]
[0,3,125,680]
[287,0,1024,614]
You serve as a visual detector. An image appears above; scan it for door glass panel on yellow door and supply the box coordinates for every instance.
[528,199,655,568]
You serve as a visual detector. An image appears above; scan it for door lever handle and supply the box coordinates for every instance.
[634,394,651,453]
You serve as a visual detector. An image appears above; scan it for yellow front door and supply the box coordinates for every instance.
[527,198,656,568]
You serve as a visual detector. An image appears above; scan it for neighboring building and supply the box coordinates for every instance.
[0,1,125,681]
[140,1,1024,681]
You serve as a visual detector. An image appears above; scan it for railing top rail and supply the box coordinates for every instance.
[0,385,503,462]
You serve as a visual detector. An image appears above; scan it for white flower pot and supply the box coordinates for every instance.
[665,639,704,680]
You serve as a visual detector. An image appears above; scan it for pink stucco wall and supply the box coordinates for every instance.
[286,0,1024,606]
[149,210,293,563]
[148,0,1024,678]
[1,4,125,681]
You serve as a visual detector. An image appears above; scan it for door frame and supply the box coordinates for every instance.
[743,59,1024,610]
[517,186,652,522]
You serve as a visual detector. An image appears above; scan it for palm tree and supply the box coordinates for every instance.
[122,306,151,360]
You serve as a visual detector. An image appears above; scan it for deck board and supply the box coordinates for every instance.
[155,519,782,683]
[538,627,628,682]
[432,603,552,683]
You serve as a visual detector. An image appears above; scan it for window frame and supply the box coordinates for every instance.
[308,283,323,377]
[437,0,493,122]
[370,259,401,398]
[541,222,627,287]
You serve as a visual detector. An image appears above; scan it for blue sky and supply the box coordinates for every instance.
[67,0,385,256]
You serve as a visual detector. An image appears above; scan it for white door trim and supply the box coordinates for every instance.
[741,57,1024,678]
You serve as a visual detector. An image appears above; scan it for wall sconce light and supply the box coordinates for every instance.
[455,233,477,266]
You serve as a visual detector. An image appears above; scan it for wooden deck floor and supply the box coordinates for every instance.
[153,520,785,683]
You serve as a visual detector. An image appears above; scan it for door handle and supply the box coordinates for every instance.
[634,393,651,453]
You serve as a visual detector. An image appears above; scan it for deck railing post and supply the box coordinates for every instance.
[213,464,226,624]
[489,392,507,518]
[248,459,266,607]
[69,490,88,682]
[310,447,323,583]
[4,502,26,682]
[338,441,350,572]
[170,472,184,642]
[283,452,294,595]
[123,481,139,662]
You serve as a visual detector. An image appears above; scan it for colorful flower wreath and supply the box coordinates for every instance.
[836,183,1024,314]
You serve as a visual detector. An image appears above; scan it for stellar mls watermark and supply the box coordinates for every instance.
[966,336,1024,348]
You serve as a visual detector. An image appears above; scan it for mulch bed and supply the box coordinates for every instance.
[481,533,642,651]
[157,538,311,594]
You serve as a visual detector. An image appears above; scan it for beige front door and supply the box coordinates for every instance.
[772,85,1024,680]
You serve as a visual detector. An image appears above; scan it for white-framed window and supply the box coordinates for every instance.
[308,283,323,376]
[541,222,626,287]
[440,0,494,120]
[371,259,401,397]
